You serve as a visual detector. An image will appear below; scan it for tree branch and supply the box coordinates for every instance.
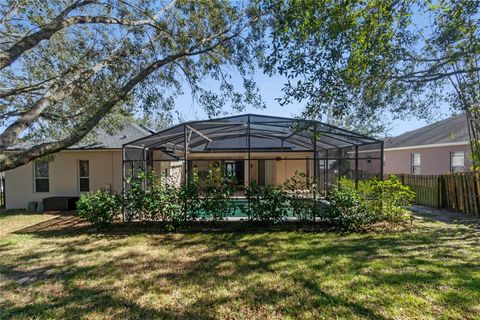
[0,0,174,70]
[0,76,58,99]
[0,0,99,70]
[1,25,241,170]
[0,53,123,149]
[391,66,480,83]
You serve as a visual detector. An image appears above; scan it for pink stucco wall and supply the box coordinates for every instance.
[384,144,472,175]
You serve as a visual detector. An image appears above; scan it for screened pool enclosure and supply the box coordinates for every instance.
[122,114,384,220]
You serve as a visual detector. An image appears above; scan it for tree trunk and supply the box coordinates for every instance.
[466,106,480,172]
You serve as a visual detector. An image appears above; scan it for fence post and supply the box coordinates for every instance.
[436,176,441,208]
[473,173,480,215]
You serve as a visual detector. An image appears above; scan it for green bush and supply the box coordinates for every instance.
[322,176,415,229]
[123,170,148,221]
[323,183,371,230]
[283,171,316,220]
[243,182,289,222]
[76,189,121,227]
[199,166,236,221]
[377,175,415,225]
[180,169,202,221]
[121,169,414,230]
[202,185,236,220]
[125,170,184,224]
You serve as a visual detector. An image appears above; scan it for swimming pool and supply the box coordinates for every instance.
[196,198,324,219]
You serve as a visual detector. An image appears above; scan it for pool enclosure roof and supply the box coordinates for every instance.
[124,114,383,154]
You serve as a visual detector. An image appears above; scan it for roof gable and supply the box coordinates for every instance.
[385,114,469,149]
[8,123,152,151]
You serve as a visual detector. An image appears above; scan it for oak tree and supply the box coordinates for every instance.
[0,0,265,171]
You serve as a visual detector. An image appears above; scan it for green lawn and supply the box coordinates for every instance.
[0,209,479,319]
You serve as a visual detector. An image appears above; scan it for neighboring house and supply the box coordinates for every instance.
[384,113,472,175]
[4,124,151,209]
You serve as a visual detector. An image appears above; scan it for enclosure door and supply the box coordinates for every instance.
[258,160,265,186]
[257,160,274,187]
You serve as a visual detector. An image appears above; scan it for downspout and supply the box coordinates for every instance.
[122,146,126,222]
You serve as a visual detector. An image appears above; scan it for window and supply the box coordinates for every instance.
[411,153,421,175]
[34,161,49,192]
[78,160,90,192]
[451,151,465,173]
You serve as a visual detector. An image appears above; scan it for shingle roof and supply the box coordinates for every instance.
[385,113,469,149]
[8,123,152,150]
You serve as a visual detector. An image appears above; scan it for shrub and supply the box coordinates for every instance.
[179,169,202,221]
[123,170,148,221]
[283,171,316,220]
[377,175,415,225]
[323,183,371,230]
[323,176,415,229]
[201,166,236,220]
[202,185,236,220]
[356,178,384,221]
[125,170,184,224]
[76,189,121,227]
[153,182,184,222]
[124,167,238,224]
[243,182,289,222]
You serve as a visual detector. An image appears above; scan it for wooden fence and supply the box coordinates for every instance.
[395,173,480,214]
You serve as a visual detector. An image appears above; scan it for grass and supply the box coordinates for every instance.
[0,208,479,319]
[0,210,58,237]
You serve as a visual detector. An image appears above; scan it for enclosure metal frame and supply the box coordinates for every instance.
[122,114,384,221]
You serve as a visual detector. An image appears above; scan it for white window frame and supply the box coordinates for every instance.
[78,160,90,193]
[450,151,465,173]
[411,153,421,175]
[34,161,49,193]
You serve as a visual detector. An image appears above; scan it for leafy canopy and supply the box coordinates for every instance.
[0,0,267,170]
[265,0,480,144]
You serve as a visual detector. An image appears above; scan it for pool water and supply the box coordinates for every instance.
[197,198,318,218]
[197,199,248,218]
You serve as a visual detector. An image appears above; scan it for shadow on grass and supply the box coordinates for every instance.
[0,209,58,218]
[1,234,397,319]
[1,210,479,318]
[14,214,356,238]
[411,205,480,227]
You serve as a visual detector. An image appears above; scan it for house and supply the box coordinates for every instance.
[123,114,384,202]
[384,113,472,175]
[4,124,152,209]
[4,114,384,211]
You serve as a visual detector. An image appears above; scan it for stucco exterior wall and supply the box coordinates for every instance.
[150,151,313,187]
[384,144,471,175]
[5,150,122,209]
[189,151,312,186]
